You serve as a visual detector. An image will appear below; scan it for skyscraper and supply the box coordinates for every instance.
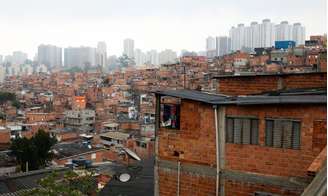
[229,27,237,51]
[229,19,306,51]
[250,22,261,48]
[64,47,96,67]
[123,39,135,58]
[275,21,293,41]
[206,36,216,58]
[292,23,306,46]
[12,51,27,65]
[0,55,3,65]
[134,49,147,66]
[38,44,62,68]
[146,50,159,65]
[4,55,12,64]
[229,24,246,51]
[260,19,275,48]
[0,65,5,82]
[96,41,107,68]
[216,36,231,56]
[159,49,177,65]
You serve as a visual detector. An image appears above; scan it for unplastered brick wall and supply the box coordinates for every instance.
[225,104,326,178]
[283,73,326,89]
[225,180,302,196]
[217,75,278,96]
[158,168,216,196]
[312,120,327,151]
[217,72,326,96]
[158,99,216,166]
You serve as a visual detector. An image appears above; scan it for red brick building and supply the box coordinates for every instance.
[154,72,326,196]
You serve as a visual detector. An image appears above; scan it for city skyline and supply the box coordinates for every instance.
[0,0,326,58]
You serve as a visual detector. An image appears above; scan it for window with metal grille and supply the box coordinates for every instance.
[160,104,180,129]
[265,119,301,150]
[226,117,259,145]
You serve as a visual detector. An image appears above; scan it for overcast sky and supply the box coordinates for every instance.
[0,0,326,58]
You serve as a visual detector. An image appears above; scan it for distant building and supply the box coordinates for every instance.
[275,21,293,41]
[0,66,5,82]
[159,49,177,65]
[250,21,261,48]
[229,19,306,51]
[292,23,306,46]
[123,39,134,58]
[260,19,275,48]
[64,47,96,67]
[146,50,159,65]
[12,51,27,65]
[0,55,3,65]
[38,44,62,68]
[134,49,147,66]
[4,55,12,64]
[64,109,95,130]
[206,36,216,58]
[275,40,296,49]
[216,36,231,56]
[96,41,107,68]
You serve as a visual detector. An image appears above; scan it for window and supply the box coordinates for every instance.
[265,119,301,150]
[161,104,180,129]
[136,141,147,148]
[226,117,259,145]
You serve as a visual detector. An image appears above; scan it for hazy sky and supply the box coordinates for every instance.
[0,0,326,58]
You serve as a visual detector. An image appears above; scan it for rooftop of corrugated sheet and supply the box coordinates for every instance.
[154,88,327,105]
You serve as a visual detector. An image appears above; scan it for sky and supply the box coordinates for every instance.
[0,0,326,58]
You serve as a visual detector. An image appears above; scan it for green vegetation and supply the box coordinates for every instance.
[22,170,98,196]
[118,54,135,68]
[0,91,20,108]
[10,129,57,171]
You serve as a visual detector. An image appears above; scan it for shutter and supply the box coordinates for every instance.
[292,122,301,149]
[242,119,251,144]
[226,118,234,143]
[233,118,242,144]
[251,119,259,145]
[273,120,283,148]
[282,121,293,149]
[265,120,274,146]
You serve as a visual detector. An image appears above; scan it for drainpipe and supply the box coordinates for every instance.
[177,161,181,196]
[214,105,220,196]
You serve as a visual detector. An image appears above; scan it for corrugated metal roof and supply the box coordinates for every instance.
[155,90,228,104]
[154,89,326,105]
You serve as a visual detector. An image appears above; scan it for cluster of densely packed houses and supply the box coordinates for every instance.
[211,35,327,74]
[0,35,326,195]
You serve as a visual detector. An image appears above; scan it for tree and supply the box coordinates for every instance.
[32,129,57,167]
[10,129,57,171]
[0,91,20,109]
[22,170,98,196]
[10,137,39,171]
[118,54,135,68]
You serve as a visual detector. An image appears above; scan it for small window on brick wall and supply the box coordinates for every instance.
[226,117,259,145]
[265,119,301,150]
[160,104,180,129]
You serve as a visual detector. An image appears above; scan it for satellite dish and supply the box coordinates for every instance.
[118,173,131,182]
[123,147,141,161]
